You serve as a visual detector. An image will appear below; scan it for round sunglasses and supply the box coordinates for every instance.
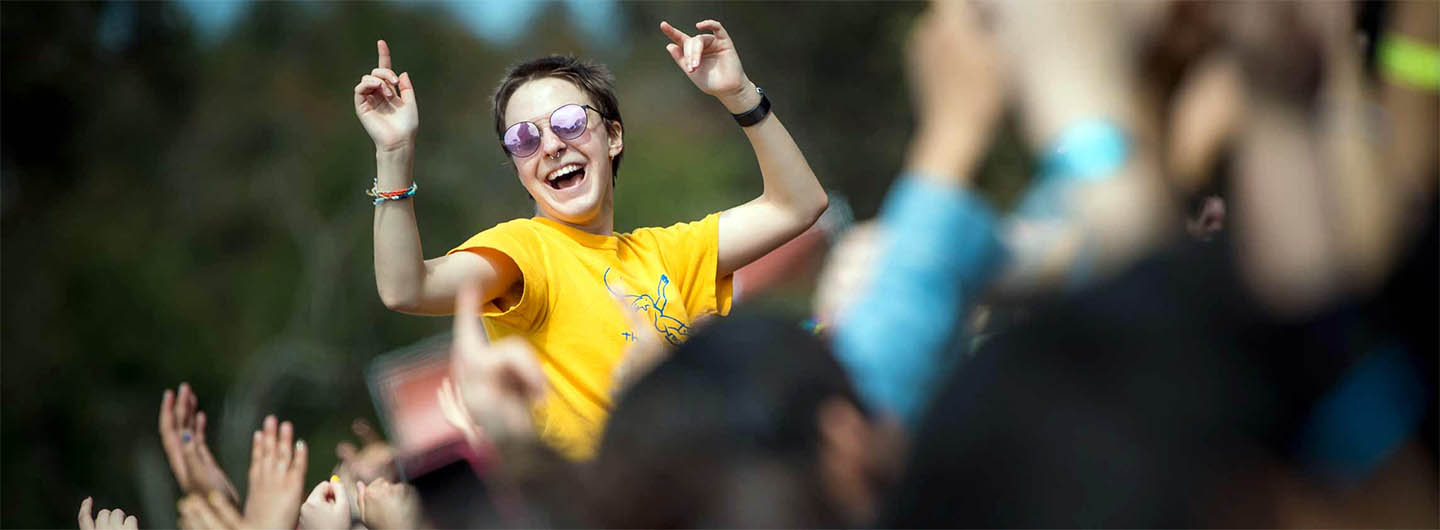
[501,104,611,159]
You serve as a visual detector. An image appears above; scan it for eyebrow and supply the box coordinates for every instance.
[506,102,587,129]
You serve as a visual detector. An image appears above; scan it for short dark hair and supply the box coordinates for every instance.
[588,313,866,528]
[492,55,625,182]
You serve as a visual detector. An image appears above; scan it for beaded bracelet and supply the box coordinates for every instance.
[367,178,418,206]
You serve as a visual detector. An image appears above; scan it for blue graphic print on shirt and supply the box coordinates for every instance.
[603,268,690,346]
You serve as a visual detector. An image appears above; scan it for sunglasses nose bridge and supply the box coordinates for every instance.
[536,121,569,158]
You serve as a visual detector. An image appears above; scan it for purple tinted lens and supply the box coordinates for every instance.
[550,104,588,140]
[503,122,541,157]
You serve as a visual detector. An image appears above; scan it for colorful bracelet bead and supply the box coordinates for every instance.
[367,179,418,206]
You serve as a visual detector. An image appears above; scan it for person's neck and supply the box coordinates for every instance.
[537,205,613,236]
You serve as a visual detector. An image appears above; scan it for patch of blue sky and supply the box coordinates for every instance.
[165,0,624,50]
[563,0,624,48]
[439,0,625,48]
[174,0,248,44]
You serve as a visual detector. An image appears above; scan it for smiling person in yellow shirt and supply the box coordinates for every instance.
[353,20,827,459]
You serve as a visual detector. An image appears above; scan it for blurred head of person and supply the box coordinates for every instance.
[881,233,1437,528]
[492,56,625,230]
[588,313,889,528]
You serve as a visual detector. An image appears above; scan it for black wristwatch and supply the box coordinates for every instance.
[730,86,771,127]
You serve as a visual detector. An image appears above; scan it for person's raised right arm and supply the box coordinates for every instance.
[357,40,517,315]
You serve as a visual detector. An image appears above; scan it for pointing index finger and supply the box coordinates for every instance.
[452,280,490,349]
[658,21,691,46]
[377,39,392,70]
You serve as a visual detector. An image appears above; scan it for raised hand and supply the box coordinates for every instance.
[78,497,138,530]
[659,20,756,109]
[159,383,240,504]
[356,478,421,530]
[450,281,547,443]
[241,415,308,530]
[333,418,395,485]
[298,477,352,530]
[353,39,419,152]
[904,0,1007,181]
[437,377,486,451]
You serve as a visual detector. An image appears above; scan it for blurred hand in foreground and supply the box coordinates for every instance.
[242,415,307,530]
[450,281,547,443]
[159,383,240,504]
[905,0,1007,182]
[334,418,395,485]
[78,497,138,530]
[438,377,485,451]
[357,478,421,530]
[298,477,352,530]
[177,492,243,530]
[332,418,396,522]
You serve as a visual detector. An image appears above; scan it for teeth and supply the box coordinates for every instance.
[547,164,583,182]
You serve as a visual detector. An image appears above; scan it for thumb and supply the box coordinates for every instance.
[398,72,418,109]
[356,481,368,521]
[306,480,331,504]
[331,475,349,508]
[78,497,95,530]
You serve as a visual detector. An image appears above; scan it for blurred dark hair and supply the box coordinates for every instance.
[883,229,1439,527]
[491,55,625,182]
[588,313,866,528]
[883,241,1311,527]
[416,441,589,529]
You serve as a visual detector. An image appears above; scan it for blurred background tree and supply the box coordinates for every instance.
[2,1,1030,526]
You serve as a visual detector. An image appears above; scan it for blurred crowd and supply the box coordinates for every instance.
[76,1,1434,528]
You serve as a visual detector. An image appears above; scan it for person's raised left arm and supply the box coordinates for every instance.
[659,20,829,277]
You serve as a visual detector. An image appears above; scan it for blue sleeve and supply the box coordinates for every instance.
[832,175,1007,427]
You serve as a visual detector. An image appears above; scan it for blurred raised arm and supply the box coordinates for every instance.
[831,0,1008,427]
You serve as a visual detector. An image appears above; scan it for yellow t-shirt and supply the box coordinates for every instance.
[447,214,733,459]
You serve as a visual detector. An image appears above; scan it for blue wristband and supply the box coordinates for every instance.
[1040,119,1130,182]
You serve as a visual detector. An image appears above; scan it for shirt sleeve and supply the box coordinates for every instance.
[446,220,550,331]
[635,212,734,319]
[832,175,1007,427]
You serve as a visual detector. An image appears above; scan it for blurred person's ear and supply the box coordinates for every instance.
[816,397,882,525]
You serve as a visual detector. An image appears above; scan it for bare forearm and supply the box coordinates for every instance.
[722,84,828,224]
[712,83,829,276]
[372,148,427,311]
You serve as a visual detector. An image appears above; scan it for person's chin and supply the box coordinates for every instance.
[541,195,603,226]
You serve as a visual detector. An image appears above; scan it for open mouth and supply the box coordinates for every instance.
[546,163,586,191]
